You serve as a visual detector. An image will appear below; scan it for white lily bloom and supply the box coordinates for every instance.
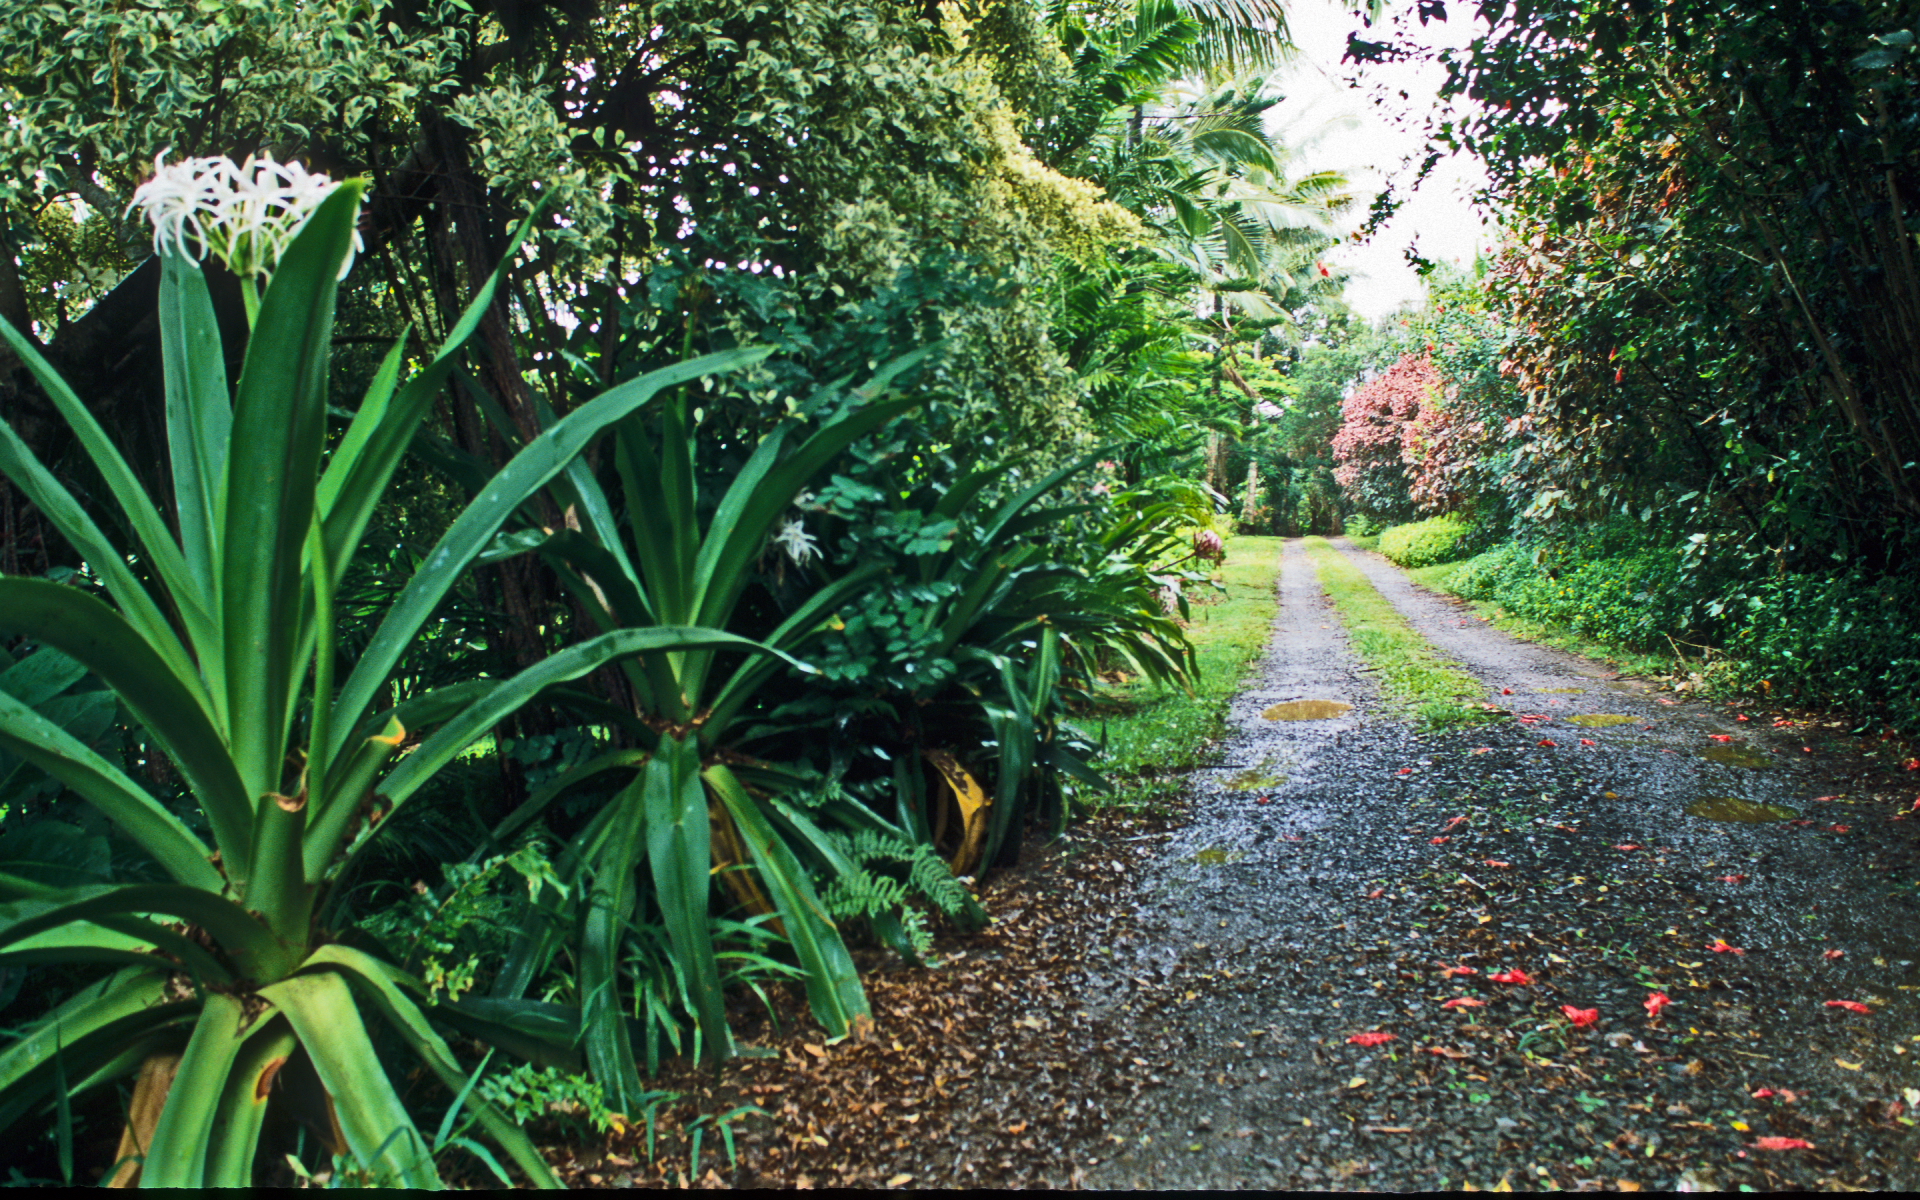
[773,516,820,566]
[128,153,364,280]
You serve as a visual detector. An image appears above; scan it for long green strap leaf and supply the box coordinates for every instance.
[579,773,650,1113]
[0,698,221,891]
[0,407,200,687]
[302,945,564,1188]
[157,255,233,686]
[0,577,250,876]
[0,884,272,965]
[204,1018,296,1186]
[220,184,360,802]
[0,314,210,650]
[0,967,170,1102]
[328,347,772,769]
[645,740,732,1062]
[261,970,441,1188]
[323,627,781,880]
[140,993,251,1188]
[707,765,867,1037]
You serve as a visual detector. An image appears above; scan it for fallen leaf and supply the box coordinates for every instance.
[1736,714,1750,721]
[803,1043,827,1058]
[1812,795,1839,803]
[1718,874,1748,883]
[1709,939,1745,955]
[1348,1031,1396,1046]
[1347,1077,1368,1089]
[1367,888,1385,899]
[1442,997,1488,1009]
[1445,815,1469,830]
[1397,768,1414,776]
[1424,1046,1470,1058]
[1430,836,1451,844]
[1561,1005,1599,1028]
[1644,992,1671,1018]
[1440,964,1478,977]
[1615,843,1642,851]
[1836,1058,1864,1070]
[1657,698,1676,705]
[1489,969,1534,985]
[1752,1088,1776,1099]
[1580,738,1597,746]
[1752,1137,1814,1150]
[1617,1182,1643,1192]
[886,1175,915,1187]
[1825,1000,1871,1014]
[1471,746,1493,755]
[1255,796,1271,805]
[1823,949,1844,961]
[1709,734,1735,743]
[1501,688,1513,695]
[1830,824,1850,833]
[1484,860,1512,868]
[1538,739,1558,748]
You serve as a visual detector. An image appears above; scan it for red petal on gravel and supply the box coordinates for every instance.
[1347,1031,1395,1046]
[1752,1137,1814,1150]
[1441,998,1486,1009]
[1489,970,1533,985]
[1823,949,1844,960]
[1560,1005,1599,1027]
[1538,739,1558,748]
[1644,992,1670,1017]
[1825,1000,1871,1014]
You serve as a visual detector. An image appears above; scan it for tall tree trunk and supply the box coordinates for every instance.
[1240,459,1260,526]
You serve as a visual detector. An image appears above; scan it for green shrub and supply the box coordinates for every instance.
[1344,513,1385,539]
[1448,537,1696,650]
[1379,514,1478,568]
[1715,573,1920,735]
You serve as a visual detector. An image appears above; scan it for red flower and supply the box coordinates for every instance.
[1489,969,1533,985]
[1560,1005,1599,1028]
[1709,939,1745,955]
[1643,992,1670,1018]
[1825,1000,1871,1014]
[1347,1031,1395,1046]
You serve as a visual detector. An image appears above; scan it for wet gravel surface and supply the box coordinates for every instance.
[1079,538,1920,1191]
[549,537,1920,1190]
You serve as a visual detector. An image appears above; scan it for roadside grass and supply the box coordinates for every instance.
[1305,538,1495,729]
[1403,562,1672,678]
[1084,535,1282,813]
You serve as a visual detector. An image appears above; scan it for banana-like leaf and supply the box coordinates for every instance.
[0,578,251,875]
[260,970,441,1188]
[0,695,221,891]
[643,740,732,1062]
[329,346,772,767]
[302,945,563,1187]
[707,765,866,1036]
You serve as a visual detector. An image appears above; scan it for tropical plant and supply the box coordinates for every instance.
[0,158,765,1186]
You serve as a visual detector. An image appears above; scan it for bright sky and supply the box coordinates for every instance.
[1270,0,1497,323]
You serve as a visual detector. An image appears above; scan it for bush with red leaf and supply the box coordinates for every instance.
[1331,352,1439,523]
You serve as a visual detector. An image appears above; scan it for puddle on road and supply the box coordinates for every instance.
[1538,687,1585,694]
[1226,762,1287,790]
[1566,714,1638,727]
[1686,796,1799,822]
[1263,700,1351,721]
[1702,744,1775,769]
[1189,847,1246,865]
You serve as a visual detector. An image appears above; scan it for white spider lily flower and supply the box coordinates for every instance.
[773,516,820,566]
[128,153,364,280]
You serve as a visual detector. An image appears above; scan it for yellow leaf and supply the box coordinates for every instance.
[1836,1058,1864,1070]
[1347,1077,1368,1089]
[1617,1181,1642,1192]
[886,1176,914,1188]
[1731,1121,1750,1132]
[1494,1177,1515,1193]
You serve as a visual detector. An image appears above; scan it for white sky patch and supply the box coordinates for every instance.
[1269,0,1497,323]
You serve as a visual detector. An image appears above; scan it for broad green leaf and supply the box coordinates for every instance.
[580,773,650,1111]
[643,740,732,1062]
[260,970,441,1188]
[328,346,771,768]
[220,184,361,801]
[158,253,232,634]
[141,993,251,1188]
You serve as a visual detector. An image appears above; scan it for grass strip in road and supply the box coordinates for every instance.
[1303,537,1493,729]
[1088,535,1283,812]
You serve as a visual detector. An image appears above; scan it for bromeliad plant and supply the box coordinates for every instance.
[0,157,768,1186]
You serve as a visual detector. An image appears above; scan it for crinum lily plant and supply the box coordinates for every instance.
[0,156,766,1186]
